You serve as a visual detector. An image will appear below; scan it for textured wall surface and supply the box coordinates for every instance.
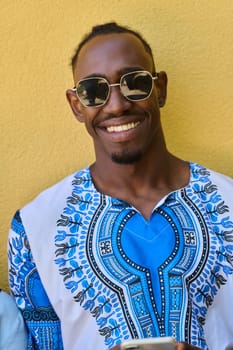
[1,0,233,290]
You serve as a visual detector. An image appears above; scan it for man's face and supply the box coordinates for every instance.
[67,33,166,164]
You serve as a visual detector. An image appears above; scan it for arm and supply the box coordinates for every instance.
[0,290,27,350]
[8,210,63,350]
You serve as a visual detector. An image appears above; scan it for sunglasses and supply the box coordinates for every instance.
[72,70,158,108]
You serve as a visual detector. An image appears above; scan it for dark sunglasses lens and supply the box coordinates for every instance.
[77,78,109,107]
[121,72,153,100]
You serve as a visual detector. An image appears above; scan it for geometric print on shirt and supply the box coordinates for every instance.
[55,163,233,349]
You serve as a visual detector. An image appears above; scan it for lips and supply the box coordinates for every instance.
[106,121,140,133]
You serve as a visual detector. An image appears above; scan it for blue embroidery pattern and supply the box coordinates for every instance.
[54,164,233,349]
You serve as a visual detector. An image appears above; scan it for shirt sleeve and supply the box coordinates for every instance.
[0,290,27,350]
[8,210,63,350]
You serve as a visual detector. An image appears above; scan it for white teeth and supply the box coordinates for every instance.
[107,121,140,133]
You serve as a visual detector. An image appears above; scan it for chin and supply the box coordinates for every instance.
[111,150,142,164]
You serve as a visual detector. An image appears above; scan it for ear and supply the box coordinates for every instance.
[66,89,85,122]
[155,71,168,108]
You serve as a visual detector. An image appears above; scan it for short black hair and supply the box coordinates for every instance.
[71,22,155,72]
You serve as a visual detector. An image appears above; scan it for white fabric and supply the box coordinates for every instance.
[204,276,233,349]
[21,173,104,350]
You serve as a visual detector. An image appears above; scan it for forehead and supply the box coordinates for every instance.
[73,33,154,80]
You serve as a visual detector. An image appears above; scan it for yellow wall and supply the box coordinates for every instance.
[1,0,233,290]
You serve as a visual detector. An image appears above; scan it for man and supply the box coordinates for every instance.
[8,22,233,350]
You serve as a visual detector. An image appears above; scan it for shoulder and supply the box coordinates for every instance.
[191,162,232,183]
[20,167,90,221]
[208,168,233,187]
[206,166,233,208]
[23,168,86,208]
[10,167,92,246]
[191,163,233,203]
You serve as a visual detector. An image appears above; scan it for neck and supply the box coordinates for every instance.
[90,147,190,219]
[93,146,168,183]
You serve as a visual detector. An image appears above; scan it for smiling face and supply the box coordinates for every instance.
[66,33,167,165]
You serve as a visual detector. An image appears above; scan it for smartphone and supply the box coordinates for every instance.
[120,336,176,350]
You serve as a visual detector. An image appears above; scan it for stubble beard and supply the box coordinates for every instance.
[111,149,143,164]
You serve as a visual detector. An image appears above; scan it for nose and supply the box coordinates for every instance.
[103,84,132,114]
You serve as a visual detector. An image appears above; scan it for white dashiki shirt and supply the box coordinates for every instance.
[8,162,233,350]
